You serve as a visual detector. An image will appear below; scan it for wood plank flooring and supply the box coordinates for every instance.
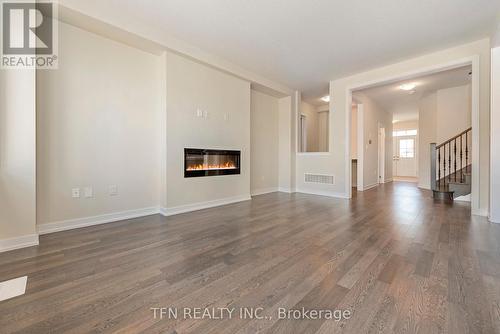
[1,182,500,333]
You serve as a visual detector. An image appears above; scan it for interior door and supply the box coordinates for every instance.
[394,136,417,177]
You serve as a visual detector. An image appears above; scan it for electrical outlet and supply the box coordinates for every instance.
[72,188,80,198]
[84,186,93,198]
[109,185,118,196]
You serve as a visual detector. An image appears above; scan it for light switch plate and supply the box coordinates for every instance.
[72,188,80,198]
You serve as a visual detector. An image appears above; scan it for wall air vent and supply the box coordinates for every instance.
[304,173,335,185]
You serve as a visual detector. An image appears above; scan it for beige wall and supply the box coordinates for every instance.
[300,101,319,152]
[351,105,358,159]
[165,51,251,209]
[394,120,419,131]
[0,69,37,246]
[250,90,279,193]
[36,22,163,225]
[491,46,500,222]
[318,111,329,152]
[278,96,294,192]
[299,39,490,214]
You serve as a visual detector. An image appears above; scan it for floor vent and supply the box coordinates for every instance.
[304,173,335,185]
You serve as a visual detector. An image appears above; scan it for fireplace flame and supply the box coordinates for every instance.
[186,161,237,171]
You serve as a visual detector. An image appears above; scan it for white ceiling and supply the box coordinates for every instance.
[356,65,472,122]
[61,0,500,100]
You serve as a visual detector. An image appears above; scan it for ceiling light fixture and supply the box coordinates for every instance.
[399,83,417,91]
[321,95,330,103]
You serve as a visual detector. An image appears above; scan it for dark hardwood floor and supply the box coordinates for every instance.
[1,182,499,333]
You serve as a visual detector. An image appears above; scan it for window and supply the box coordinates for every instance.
[399,139,414,158]
[393,129,417,137]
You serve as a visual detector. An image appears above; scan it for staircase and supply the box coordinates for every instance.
[430,127,472,201]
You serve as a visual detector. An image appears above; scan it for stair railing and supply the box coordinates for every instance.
[430,127,472,191]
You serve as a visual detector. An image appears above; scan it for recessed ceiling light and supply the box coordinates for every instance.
[321,95,330,103]
[399,83,417,91]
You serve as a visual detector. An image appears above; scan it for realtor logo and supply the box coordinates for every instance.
[1,1,58,68]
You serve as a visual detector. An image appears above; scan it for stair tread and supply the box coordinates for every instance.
[448,181,470,185]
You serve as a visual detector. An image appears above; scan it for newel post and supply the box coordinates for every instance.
[430,143,437,191]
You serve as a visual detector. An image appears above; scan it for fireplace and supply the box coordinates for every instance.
[184,148,241,177]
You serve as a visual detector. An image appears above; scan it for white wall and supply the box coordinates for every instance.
[36,22,163,225]
[436,85,472,143]
[0,69,37,249]
[491,46,500,223]
[418,93,437,189]
[295,39,490,215]
[165,51,251,209]
[354,92,393,188]
[250,90,279,194]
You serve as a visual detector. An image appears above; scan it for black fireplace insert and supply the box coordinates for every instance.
[184,148,241,177]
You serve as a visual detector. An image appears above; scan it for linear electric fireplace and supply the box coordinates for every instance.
[184,148,241,178]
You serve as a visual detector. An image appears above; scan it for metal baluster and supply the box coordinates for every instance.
[460,134,463,182]
[465,131,469,168]
[448,142,451,183]
[443,144,446,187]
[454,139,457,182]
[438,146,441,187]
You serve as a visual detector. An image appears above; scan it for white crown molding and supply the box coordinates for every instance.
[160,195,251,217]
[0,234,39,253]
[37,207,160,235]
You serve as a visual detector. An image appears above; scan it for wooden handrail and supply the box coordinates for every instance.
[436,127,472,149]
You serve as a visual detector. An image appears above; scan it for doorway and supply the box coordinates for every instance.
[393,135,417,178]
[346,57,480,215]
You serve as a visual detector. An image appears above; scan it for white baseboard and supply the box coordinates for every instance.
[37,207,160,235]
[278,187,295,193]
[160,194,251,217]
[295,188,349,199]
[472,208,489,217]
[0,234,39,253]
[455,194,471,202]
[490,214,500,224]
[361,183,378,191]
[384,178,393,183]
[251,187,279,196]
